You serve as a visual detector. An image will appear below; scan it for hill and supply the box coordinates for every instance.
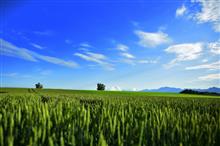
[142,87,220,93]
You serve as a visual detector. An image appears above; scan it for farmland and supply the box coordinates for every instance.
[0,88,220,146]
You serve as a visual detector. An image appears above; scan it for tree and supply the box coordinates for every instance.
[35,82,43,89]
[97,83,105,91]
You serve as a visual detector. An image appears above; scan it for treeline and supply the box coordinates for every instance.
[180,89,220,96]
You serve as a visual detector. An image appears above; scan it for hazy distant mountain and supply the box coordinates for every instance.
[141,87,220,93]
[141,87,182,93]
[195,87,220,93]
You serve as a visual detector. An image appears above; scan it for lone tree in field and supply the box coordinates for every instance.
[97,83,105,91]
[35,82,43,89]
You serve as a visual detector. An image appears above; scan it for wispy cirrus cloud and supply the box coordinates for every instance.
[176,4,187,17]
[186,61,220,70]
[198,73,220,81]
[0,38,78,68]
[74,51,114,70]
[191,0,220,32]
[165,43,203,68]
[119,59,136,65]
[115,44,129,52]
[78,47,90,52]
[120,52,135,59]
[86,52,106,60]
[112,43,136,65]
[30,43,45,49]
[208,40,220,54]
[1,38,38,62]
[80,42,93,48]
[134,30,171,48]
[138,58,159,64]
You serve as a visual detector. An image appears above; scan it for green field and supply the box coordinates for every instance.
[0,88,220,146]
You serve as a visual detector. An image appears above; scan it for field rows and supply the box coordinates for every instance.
[0,89,220,146]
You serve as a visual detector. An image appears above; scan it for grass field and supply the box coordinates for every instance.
[0,88,220,146]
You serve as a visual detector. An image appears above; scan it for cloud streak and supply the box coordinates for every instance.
[74,51,114,70]
[165,43,203,68]
[135,30,171,48]
[120,52,135,59]
[208,40,220,54]
[115,44,129,52]
[0,38,78,68]
[186,61,220,70]
[192,0,220,32]
[30,43,45,49]
[198,73,220,81]
[80,42,93,48]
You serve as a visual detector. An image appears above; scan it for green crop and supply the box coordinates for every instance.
[0,88,220,146]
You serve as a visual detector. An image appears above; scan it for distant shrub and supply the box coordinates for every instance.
[97,83,105,91]
[180,89,199,94]
[180,89,220,96]
[35,82,43,89]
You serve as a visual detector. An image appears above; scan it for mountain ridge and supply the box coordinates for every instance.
[141,87,220,93]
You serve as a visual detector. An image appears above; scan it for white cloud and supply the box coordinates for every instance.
[30,43,44,49]
[1,39,38,62]
[186,61,220,70]
[115,44,129,51]
[192,0,220,32]
[138,59,158,64]
[135,30,171,47]
[86,52,107,60]
[74,51,114,70]
[36,55,77,68]
[165,43,203,68]
[80,42,93,48]
[0,38,78,68]
[120,52,135,59]
[198,73,220,81]
[78,47,89,52]
[107,86,121,91]
[208,41,220,54]
[120,59,136,65]
[176,5,187,17]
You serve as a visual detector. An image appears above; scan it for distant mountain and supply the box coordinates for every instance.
[195,87,220,93]
[141,87,182,93]
[141,87,220,93]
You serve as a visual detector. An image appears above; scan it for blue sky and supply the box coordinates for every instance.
[0,0,220,90]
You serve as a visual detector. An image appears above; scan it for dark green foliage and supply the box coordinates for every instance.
[41,96,50,103]
[97,83,105,91]
[35,82,43,89]
[180,89,220,96]
[0,92,8,94]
